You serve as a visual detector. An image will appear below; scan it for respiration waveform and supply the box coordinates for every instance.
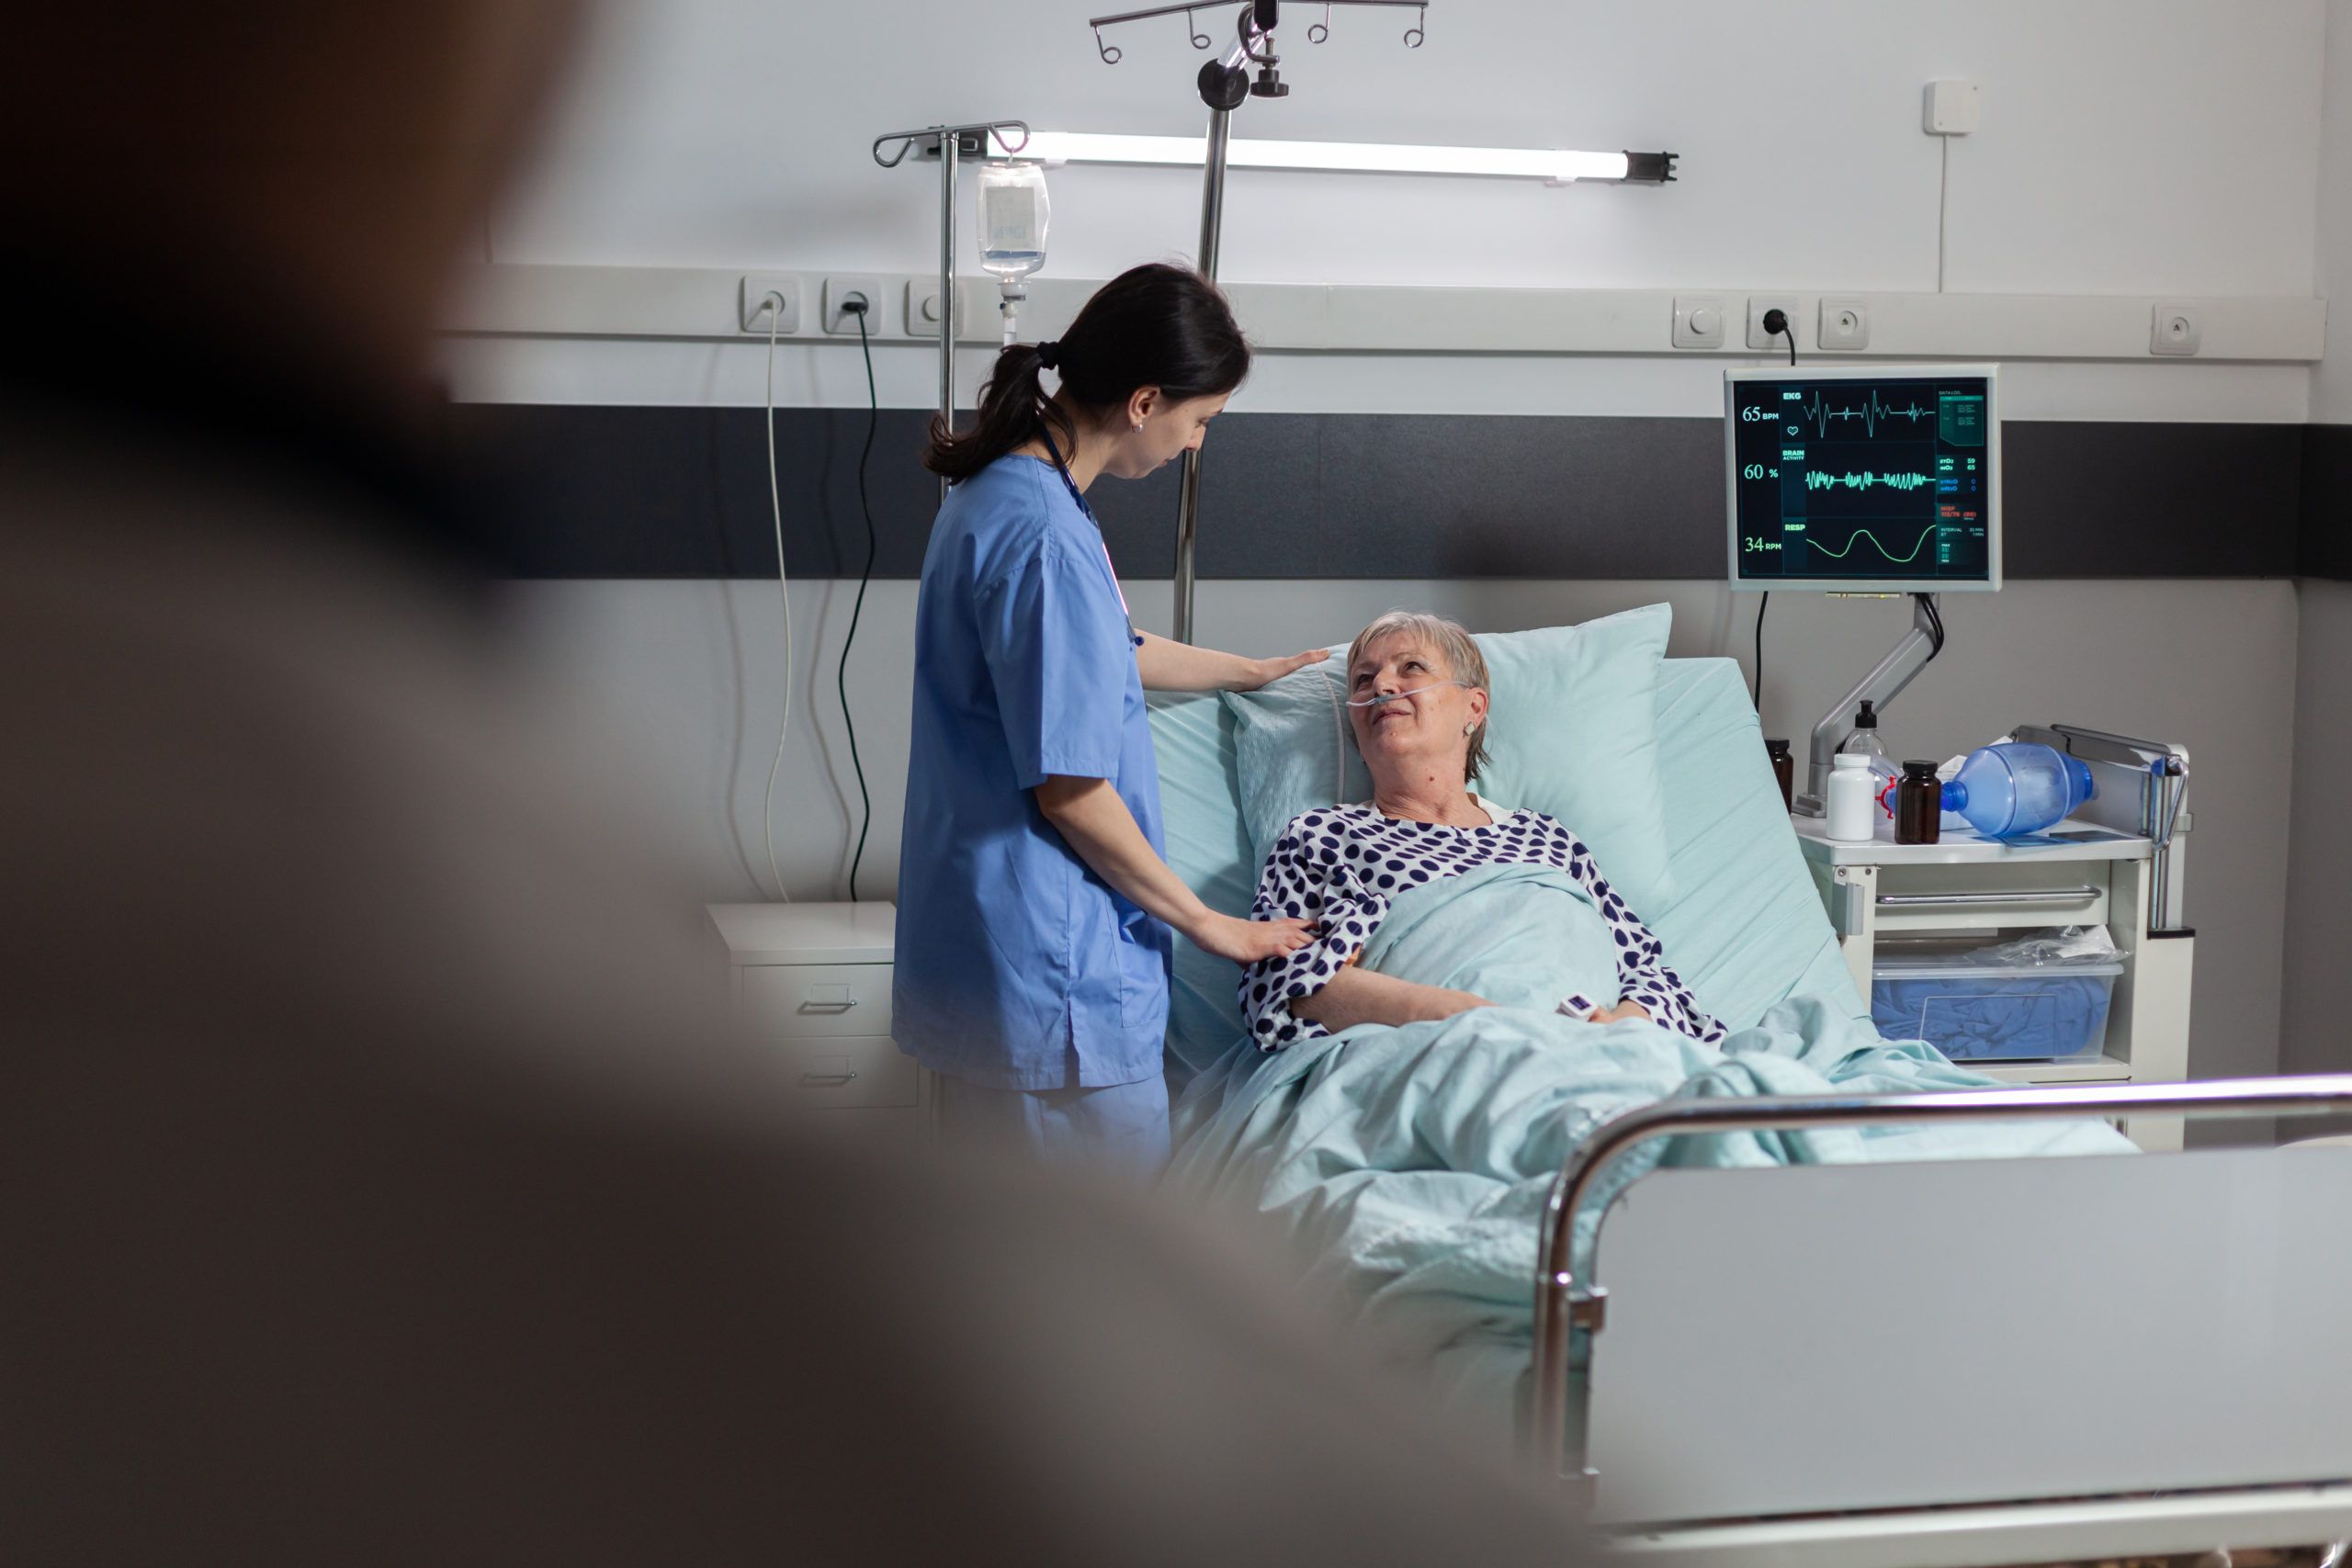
[1803,468,1936,493]
[1797,390,1936,439]
[1802,523,1939,564]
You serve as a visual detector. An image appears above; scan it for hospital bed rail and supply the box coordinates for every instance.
[1527,1073,2352,1491]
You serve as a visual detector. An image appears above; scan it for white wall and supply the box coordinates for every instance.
[460,0,2326,422]
[502,0,2323,296]
[2315,0,2352,425]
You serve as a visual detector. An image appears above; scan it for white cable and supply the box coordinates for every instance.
[760,295,795,904]
[1936,135,1951,293]
[1317,665,1348,803]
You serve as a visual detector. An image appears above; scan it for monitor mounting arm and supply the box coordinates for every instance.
[1795,593,1944,815]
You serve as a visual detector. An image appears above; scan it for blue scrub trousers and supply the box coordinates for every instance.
[936,1073,1171,1179]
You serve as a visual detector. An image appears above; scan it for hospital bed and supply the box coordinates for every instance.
[1151,649,2352,1568]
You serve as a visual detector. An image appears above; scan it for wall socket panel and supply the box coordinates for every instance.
[821,275,883,335]
[1747,295,1801,351]
[739,274,802,334]
[1818,297,1871,351]
[2151,302,2203,356]
[902,279,959,338]
[1671,295,1727,349]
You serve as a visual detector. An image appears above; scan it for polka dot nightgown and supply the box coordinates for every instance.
[1238,798,1726,1052]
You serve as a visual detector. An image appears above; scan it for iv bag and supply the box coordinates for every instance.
[976,160,1049,283]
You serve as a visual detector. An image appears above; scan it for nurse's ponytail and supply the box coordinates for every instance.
[922,263,1250,482]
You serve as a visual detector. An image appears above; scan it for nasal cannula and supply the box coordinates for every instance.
[1346,681,1467,708]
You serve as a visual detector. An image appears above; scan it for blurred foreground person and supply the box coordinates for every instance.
[0,6,1584,1563]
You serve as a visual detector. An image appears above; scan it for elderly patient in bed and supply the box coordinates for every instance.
[1237,612,1726,1054]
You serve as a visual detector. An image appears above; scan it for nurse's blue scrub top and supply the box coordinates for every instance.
[893,453,1171,1092]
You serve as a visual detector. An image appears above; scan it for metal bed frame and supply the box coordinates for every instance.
[1528,1074,2352,1514]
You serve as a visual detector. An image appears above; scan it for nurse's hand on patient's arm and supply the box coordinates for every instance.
[1035,775,1316,963]
[1191,913,1317,964]
[1293,967,1492,1032]
[1133,632,1329,694]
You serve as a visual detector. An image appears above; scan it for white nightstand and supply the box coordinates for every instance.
[1792,817,2194,1152]
[705,901,933,1145]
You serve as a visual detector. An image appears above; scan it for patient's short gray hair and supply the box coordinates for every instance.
[1345,611,1492,784]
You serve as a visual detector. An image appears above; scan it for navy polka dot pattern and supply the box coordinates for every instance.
[1238,801,1725,1052]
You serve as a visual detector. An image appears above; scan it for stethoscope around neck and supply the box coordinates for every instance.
[1035,425,1143,651]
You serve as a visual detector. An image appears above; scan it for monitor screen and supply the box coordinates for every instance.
[1725,365,2000,592]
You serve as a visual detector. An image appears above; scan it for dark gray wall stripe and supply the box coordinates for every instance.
[2301,423,2352,581]
[443,405,2306,581]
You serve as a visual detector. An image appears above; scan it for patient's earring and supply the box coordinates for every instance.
[1132,421,1144,432]
[1463,722,1476,735]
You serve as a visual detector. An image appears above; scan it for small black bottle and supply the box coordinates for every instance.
[1895,760,1942,845]
[1765,738,1794,811]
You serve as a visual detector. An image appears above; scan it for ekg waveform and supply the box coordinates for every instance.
[1803,469,1935,493]
[1796,390,1936,439]
[1804,523,1939,564]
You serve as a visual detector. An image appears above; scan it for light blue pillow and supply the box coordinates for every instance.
[1218,603,1679,919]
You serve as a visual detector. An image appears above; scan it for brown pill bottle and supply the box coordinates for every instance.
[1895,760,1942,845]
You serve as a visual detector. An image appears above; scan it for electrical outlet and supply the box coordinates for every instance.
[2151,302,2202,356]
[1818,296,1871,351]
[1671,295,1727,350]
[739,274,802,334]
[821,275,882,335]
[1747,295,1801,351]
[903,279,959,339]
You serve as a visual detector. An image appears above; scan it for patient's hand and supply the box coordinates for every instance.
[1586,1000,1654,1026]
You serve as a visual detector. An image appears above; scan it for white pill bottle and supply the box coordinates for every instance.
[1826,750,1880,843]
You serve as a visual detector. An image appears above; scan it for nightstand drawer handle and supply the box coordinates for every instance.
[797,985,858,1014]
[1878,886,2100,908]
[799,1070,860,1089]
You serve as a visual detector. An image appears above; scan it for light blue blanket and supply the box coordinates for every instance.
[1168,863,2127,1430]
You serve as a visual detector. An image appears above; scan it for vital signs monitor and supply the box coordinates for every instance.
[1726,364,2001,592]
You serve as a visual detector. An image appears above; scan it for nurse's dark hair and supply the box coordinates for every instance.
[922,262,1250,481]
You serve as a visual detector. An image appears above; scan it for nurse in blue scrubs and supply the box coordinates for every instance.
[895,264,1320,1171]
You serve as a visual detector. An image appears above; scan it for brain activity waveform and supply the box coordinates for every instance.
[1803,468,1935,493]
[1804,523,1939,564]
[1797,389,1936,439]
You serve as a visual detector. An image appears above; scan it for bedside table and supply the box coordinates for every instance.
[705,901,933,1145]
[1791,817,2193,1153]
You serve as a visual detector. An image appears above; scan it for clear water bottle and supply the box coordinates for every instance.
[1838,700,1898,820]
[976,160,1050,346]
[1941,742,2097,839]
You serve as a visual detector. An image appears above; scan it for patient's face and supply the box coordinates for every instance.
[1346,633,1485,785]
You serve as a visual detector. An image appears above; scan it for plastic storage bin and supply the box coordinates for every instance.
[1871,939,2124,1062]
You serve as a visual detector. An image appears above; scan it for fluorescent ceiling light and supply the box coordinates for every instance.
[1020,131,1671,185]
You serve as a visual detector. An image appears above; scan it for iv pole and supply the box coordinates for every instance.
[873,118,1032,493]
[1172,27,1250,643]
[1087,0,1670,640]
[1092,0,1431,643]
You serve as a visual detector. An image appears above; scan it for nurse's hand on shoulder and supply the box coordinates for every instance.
[1187,911,1317,964]
[1239,649,1329,691]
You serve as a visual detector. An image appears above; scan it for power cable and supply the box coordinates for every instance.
[761,294,796,904]
[838,300,880,901]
